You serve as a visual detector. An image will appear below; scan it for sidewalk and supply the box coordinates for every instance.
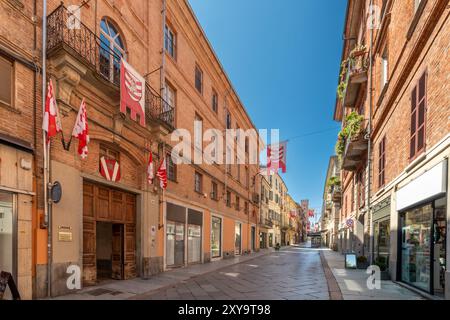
[50,249,274,300]
[321,250,424,300]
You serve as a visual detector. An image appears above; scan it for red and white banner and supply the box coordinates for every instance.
[156,157,168,190]
[120,59,146,127]
[308,209,315,218]
[147,152,154,185]
[72,99,90,159]
[267,141,287,174]
[42,79,63,143]
[100,156,121,182]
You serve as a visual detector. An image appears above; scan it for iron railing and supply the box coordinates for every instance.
[47,4,175,130]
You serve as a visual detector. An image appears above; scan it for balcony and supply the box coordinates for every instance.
[341,126,368,171]
[331,186,342,204]
[339,49,369,108]
[46,5,174,132]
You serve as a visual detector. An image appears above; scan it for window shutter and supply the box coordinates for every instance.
[410,87,418,159]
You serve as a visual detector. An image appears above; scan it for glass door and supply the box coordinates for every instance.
[401,204,432,292]
[211,217,222,258]
[174,223,185,266]
[187,224,201,264]
[235,222,241,255]
[433,198,446,295]
[166,221,176,267]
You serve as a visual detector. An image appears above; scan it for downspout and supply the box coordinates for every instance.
[368,0,374,265]
[161,0,166,96]
[41,0,51,297]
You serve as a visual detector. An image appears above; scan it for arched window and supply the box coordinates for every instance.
[99,18,125,84]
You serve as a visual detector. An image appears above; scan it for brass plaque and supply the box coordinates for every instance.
[58,226,73,242]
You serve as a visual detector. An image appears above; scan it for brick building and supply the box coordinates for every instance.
[333,0,449,298]
[0,0,261,299]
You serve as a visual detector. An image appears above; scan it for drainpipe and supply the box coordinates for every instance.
[368,0,374,265]
[41,0,51,297]
[161,0,166,96]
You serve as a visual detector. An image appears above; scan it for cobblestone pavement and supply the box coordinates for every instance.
[135,246,330,300]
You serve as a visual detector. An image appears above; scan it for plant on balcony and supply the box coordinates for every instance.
[335,131,347,159]
[350,44,367,57]
[337,81,347,100]
[335,111,364,159]
[327,176,341,189]
[345,111,365,138]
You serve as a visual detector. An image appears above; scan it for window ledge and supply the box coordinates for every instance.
[405,152,427,173]
[406,0,428,40]
[376,82,389,107]
[0,103,21,115]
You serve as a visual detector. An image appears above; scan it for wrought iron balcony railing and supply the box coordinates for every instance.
[47,4,174,131]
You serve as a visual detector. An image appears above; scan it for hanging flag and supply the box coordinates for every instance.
[308,209,315,218]
[267,141,287,174]
[147,152,154,185]
[72,99,90,159]
[100,156,121,182]
[156,157,168,189]
[120,59,146,127]
[42,79,63,143]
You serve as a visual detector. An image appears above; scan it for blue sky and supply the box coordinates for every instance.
[189,0,347,216]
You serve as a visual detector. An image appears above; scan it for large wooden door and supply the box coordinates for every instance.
[83,181,137,285]
[111,224,124,280]
[83,183,96,285]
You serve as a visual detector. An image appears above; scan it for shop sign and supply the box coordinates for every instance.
[397,160,447,211]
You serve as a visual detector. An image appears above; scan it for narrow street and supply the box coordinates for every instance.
[135,246,329,300]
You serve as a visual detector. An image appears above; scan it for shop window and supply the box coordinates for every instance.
[0,191,14,297]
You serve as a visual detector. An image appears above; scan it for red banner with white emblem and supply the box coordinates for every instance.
[120,59,146,127]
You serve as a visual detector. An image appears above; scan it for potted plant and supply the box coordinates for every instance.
[375,256,391,280]
[356,255,369,269]
[337,81,347,100]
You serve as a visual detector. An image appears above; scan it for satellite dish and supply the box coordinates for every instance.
[50,181,62,204]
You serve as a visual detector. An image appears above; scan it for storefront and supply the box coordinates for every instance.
[372,197,391,266]
[396,160,447,296]
[0,141,33,300]
[166,203,203,268]
[211,216,222,259]
[259,231,268,249]
[0,191,14,299]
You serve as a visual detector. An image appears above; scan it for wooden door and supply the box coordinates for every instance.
[83,183,96,285]
[83,181,136,283]
[111,224,124,280]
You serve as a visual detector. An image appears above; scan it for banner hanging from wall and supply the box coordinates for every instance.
[120,59,146,127]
